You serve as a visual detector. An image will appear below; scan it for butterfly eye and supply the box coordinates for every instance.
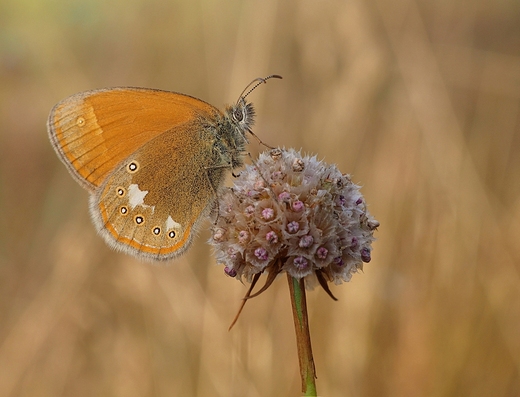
[233,107,243,122]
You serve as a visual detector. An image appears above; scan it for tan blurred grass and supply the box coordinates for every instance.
[1,0,519,396]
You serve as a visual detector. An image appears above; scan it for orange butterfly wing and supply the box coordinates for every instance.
[47,87,219,191]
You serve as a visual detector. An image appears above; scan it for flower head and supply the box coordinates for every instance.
[210,148,379,293]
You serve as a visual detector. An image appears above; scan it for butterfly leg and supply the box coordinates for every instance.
[246,128,274,150]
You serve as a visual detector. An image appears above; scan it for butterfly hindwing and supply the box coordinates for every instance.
[89,121,228,260]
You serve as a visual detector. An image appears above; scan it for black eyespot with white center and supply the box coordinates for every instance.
[134,215,144,225]
[117,187,126,197]
[127,161,139,173]
[120,206,128,215]
[152,227,161,235]
[168,230,176,239]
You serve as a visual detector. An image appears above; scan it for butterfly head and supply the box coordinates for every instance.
[226,99,256,136]
[225,74,282,139]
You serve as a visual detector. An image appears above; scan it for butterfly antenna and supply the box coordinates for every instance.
[236,74,282,104]
[237,75,282,149]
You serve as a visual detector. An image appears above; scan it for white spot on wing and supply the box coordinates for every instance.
[128,184,148,210]
[165,215,181,230]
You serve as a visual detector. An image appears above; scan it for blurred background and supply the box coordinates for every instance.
[1,0,519,396]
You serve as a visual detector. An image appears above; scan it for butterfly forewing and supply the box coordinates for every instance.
[48,88,218,190]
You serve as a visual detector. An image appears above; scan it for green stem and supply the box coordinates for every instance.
[287,274,317,396]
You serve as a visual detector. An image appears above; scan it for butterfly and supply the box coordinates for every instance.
[47,75,281,260]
